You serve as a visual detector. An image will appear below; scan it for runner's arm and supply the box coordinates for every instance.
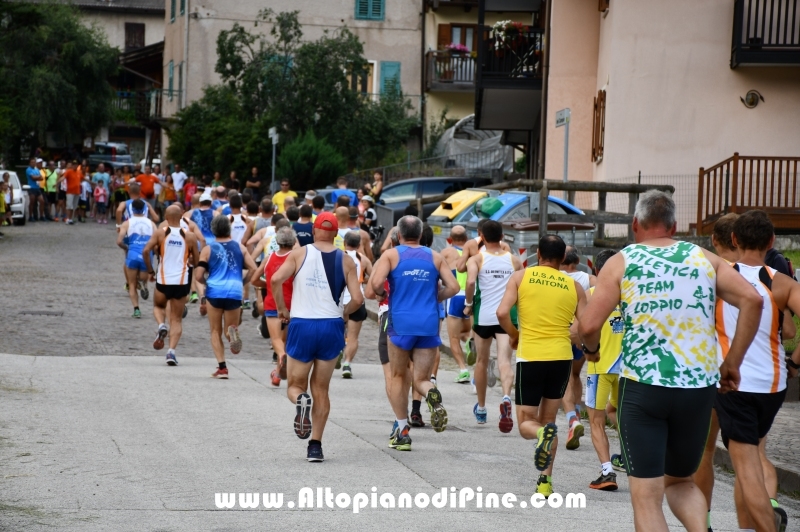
[343,253,364,316]
[464,254,481,316]
[240,243,258,286]
[380,228,397,254]
[116,222,129,251]
[362,257,373,283]
[496,270,523,349]
[783,311,796,341]
[361,230,374,262]
[511,254,523,271]
[246,228,265,248]
[436,252,460,302]
[193,246,211,296]
[578,253,624,350]
[251,259,268,288]
[456,240,475,273]
[250,238,267,261]
[187,233,200,267]
[148,207,159,223]
[142,232,160,277]
[115,201,126,225]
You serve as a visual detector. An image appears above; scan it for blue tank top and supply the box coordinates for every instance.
[388,245,440,336]
[123,199,150,221]
[191,209,215,243]
[293,221,314,247]
[206,240,244,300]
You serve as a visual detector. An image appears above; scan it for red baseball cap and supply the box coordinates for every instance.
[314,211,337,231]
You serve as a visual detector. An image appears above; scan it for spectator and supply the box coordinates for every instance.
[336,195,352,208]
[304,190,316,207]
[135,165,160,210]
[371,170,384,201]
[43,161,58,220]
[25,158,46,222]
[330,177,356,207]
[212,186,228,212]
[183,176,197,209]
[171,163,187,202]
[0,178,9,231]
[93,179,108,224]
[92,163,111,220]
[56,162,67,221]
[57,161,84,225]
[161,174,177,209]
[111,168,126,214]
[272,178,297,214]
[211,171,223,188]
[361,195,376,231]
[2,172,13,226]
[226,170,240,192]
[245,166,263,201]
[79,177,92,223]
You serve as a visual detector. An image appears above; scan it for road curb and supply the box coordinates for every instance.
[714,443,800,494]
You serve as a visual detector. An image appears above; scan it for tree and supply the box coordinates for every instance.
[277,130,346,189]
[0,2,119,163]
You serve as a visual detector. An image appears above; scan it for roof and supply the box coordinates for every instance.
[21,0,165,14]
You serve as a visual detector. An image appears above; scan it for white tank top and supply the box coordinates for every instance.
[291,245,345,320]
[567,270,591,291]
[179,218,189,231]
[716,263,786,393]
[127,216,153,241]
[343,249,364,305]
[158,226,190,285]
[476,250,515,326]
[229,214,248,245]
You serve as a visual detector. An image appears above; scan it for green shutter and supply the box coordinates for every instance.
[170,0,175,22]
[168,61,174,101]
[355,0,384,20]
[371,0,384,20]
[380,61,400,94]
[180,0,185,15]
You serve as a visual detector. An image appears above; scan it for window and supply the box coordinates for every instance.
[598,0,610,12]
[168,61,174,101]
[170,0,176,22]
[592,89,606,162]
[379,61,401,94]
[355,0,384,21]
[437,24,477,51]
[124,23,145,51]
[379,182,416,204]
[180,0,185,15]
[178,63,183,107]
[347,62,375,94]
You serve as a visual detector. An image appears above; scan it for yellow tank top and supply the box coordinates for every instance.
[517,265,577,362]
[587,287,623,375]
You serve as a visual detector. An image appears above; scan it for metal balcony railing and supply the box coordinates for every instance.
[113,89,178,123]
[732,0,800,66]
[477,25,544,82]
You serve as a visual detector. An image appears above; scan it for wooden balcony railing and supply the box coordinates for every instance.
[696,153,800,234]
[425,51,476,90]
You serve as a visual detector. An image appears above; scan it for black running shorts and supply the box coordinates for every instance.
[348,303,368,323]
[715,389,786,447]
[618,378,716,479]
[473,323,508,339]
[515,360,571,407]
[156,283,191,301]
[379,313,389,365]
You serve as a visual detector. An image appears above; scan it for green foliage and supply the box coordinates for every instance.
[0,1,119,163]
[277,131,346,189]
[168,10,416,185]
[421,108,457,160]
[515,154,527,174]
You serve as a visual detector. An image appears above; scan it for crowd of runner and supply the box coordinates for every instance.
[111,177,794,532]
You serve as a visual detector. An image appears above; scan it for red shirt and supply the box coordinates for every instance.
[183,183,197,203]
[63,169,82,195]
[264,251,293,312]
[136,174,159,199]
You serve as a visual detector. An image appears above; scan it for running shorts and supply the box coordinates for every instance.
[388,334,441,351]
[715,389,786,448]
[617,378,716,478]
[156,283,190,300]
[572,344,584,360]
[28,188,42,197]
[473,323,508,339]
[348,303,367,322]
[445,295,467,319]
[264,310,278,318]
[286,317,345,363]
[47,192,57,204]
[125,250,150,271]
[586,373,619,410]
[206,297,241,311]
[66,194,79,210]
[57,190,67,201]
[78,199,88,210]
[379,313,389,365]
[515,360,571,407]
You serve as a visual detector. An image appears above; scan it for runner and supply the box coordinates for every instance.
[334,207,353,251]
[465,220,522,432]
[194,215,258,378]
[347,206,374,262]
[340,231,372,379]
[269,212,363,462]
[293,205,315,246]
[370,216,460,451]
[439,225,474,384]
[572,249,623,491]
[496,234,586,498]
[713,210,798,532]
[187,190,216,246]
[578,190,762,531]
[455,217,512,273]
[226,194,252,310]
[142,205,199,365]
[115,199,157,318]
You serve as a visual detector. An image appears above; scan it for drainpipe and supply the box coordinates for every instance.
[535,0,551,180]
[420,0,427,152]
[182,0,190,110]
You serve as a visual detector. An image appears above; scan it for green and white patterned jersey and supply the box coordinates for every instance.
[619,241,718,388]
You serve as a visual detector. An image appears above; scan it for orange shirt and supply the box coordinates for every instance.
[136,174,159,199]
[63,169,82,195]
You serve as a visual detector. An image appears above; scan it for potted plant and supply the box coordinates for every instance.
[491,20,526,54]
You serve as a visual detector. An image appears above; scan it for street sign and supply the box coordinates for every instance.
[555,108,571,128]
[272,134,279,145]
[268,127,277,137]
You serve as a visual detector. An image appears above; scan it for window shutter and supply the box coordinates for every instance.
[170,0,176,21]
[355,0,369,19]
[370,0,384,20]
[380,61,401,94]
[437,24,451,49]
[168,61,174,101]
[592,89,606,162]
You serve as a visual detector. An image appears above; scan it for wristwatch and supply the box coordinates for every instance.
[200,296,207,304]
[581,343,600,355]
[149,270,156,276]
[786,356,800,370]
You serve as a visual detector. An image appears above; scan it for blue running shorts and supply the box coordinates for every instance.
[446,294,468,319]
[286,318,345,363]
[125,250,150,272]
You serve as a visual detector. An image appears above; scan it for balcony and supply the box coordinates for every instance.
[731,0,800,67]
[113,89,171,126]
[426,0,478,10]
[474,24,544,130]
[425,51,476,91]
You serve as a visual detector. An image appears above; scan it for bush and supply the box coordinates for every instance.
[276,130,346,190]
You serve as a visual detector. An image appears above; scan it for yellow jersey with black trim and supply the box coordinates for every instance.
[516,265,577,362]
[587,287,623,375]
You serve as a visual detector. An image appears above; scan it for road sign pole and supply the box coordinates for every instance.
[555,108,570,201]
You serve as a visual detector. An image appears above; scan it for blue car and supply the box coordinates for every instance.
[465,192,584,239]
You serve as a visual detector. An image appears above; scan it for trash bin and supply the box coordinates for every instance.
[464,192,540,242]
[428,189,496,252]
[502,219,595,267]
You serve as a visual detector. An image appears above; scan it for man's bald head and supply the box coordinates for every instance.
[335,206,349,227]
[165,204,182,225]
[128,182,141,198]
[450,225,467,244]
[191,193,200,207]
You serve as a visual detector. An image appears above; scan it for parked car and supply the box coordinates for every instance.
[87,142,134,170]
[377,176,493,223]
[4,171,29,226]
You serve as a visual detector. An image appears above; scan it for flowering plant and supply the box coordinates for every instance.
[491,20,525,50]
[445,43,470,54]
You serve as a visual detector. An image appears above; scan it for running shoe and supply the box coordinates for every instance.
[307,441,324,462]
[390,420,399,438]
[270,369,280,386]
[454,369,471,383]
[536,475,554,498]
[611,454,626,472]
[138,282,149,301]
[294,393,312,439]
[272,351,278,363]
[499,398,514,433]
[279,355,287,380]
[153,324,168,350]
[426,387,448,432]
[66,219,75,225]
[473,404,487,424]
[211,368,229,379]
[430,374,437,386]
[465,338,476,366]
[251,305,259,319]
[534,423,557,471]
[228,326,242,354]
[132,308,141,319]
[566,419,584,450]
[409,411,425,427]
[166,351,178,366]
[487,358,497,388]
[341,363,352,379]
[335,351,343,370]
[388,425,412,451]
[257,323,268,338]
[124,283,129,292]
[589,471,618,491]
[182,305,188,319]
[774,506,788,532]
[189,292,198,303]
[199,301,207,316]
[242,300,251,310]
